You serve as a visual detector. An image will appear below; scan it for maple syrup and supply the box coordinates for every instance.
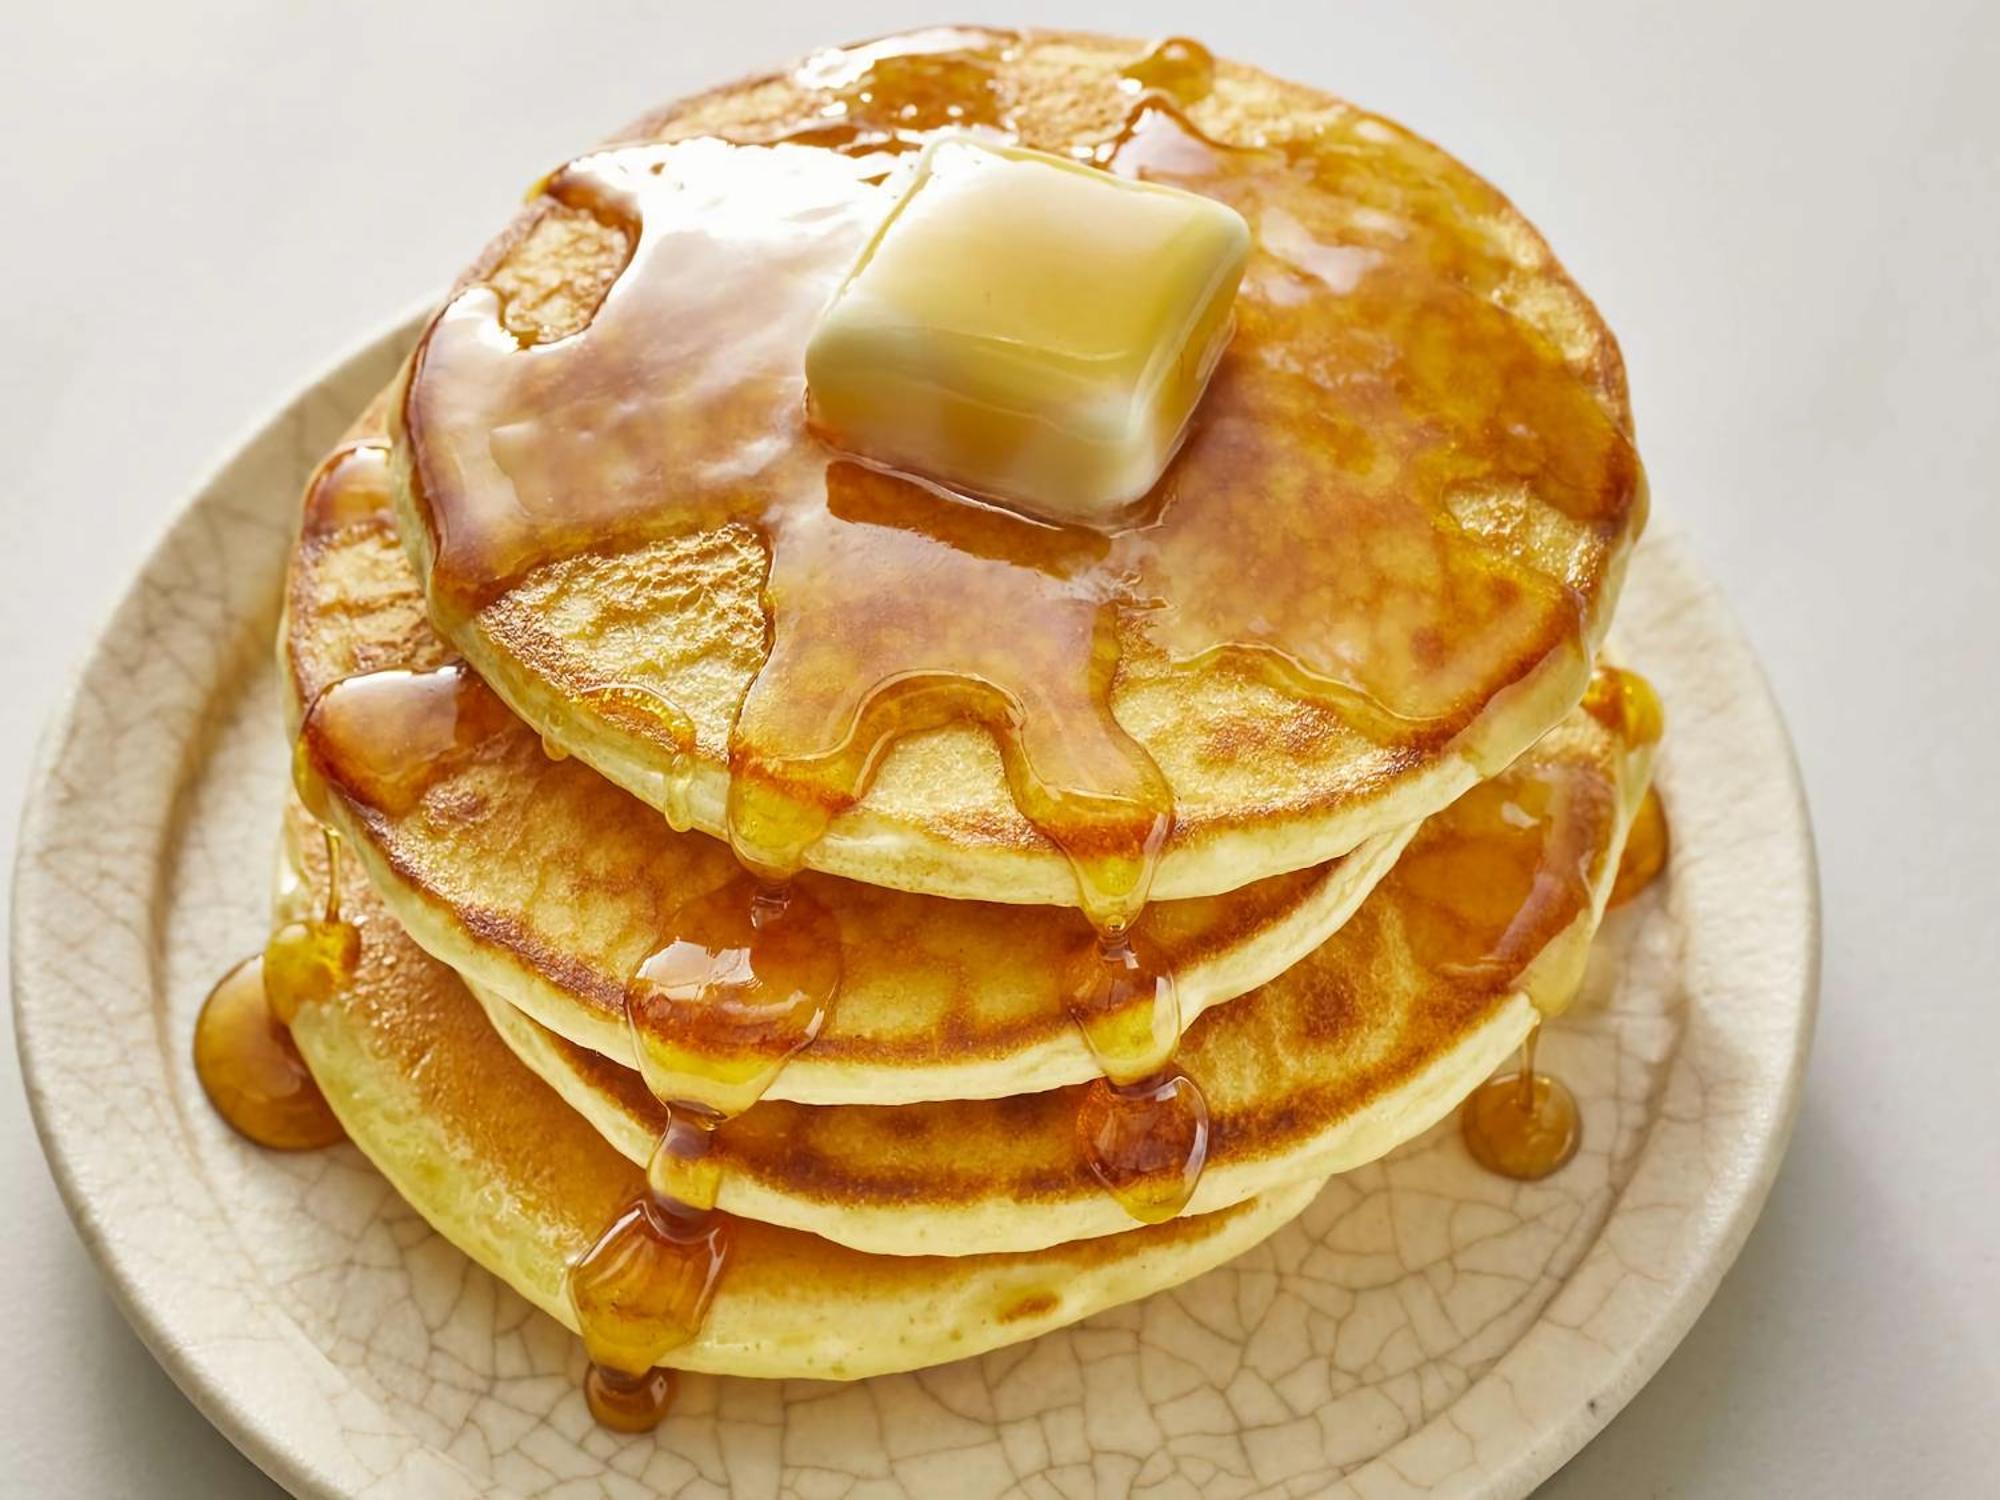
[1394,755,1617,995]
[626,874,838,1118]
[1610,785,1669,908]
[1075,1066,1211,1222]
[1120,37,1216,104]
[567,1182,729,1376]
[1395,737,1630,1182]
[582,1363,677,1434]
[1582,664,1666,748]
[818,34,1005,130]
[297,663,512,817]
[194,829,355,1150]
[581,683,698,832]
[192,955,345,1150]
[299,441,395,538]
[1063,924,1213,1223]
[1460,1023,1581,1180]
[565,857,843,1424]
[1065,927,1180,1084]
[284,652,831,1426]
[788,27,1013,138]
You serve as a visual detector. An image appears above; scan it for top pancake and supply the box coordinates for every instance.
[389,27,1646,911]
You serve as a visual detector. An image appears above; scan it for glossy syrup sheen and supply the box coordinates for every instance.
[1591,664,1668,910]
[402,30,1642,928]
[297,662,515,819]
[294,654,1205,1251]
[291,654,741,1405]
[193,831,358,1151]
[301,441,396,537]
[1390,752,1617,995]
[563,860,844,1412]
[1064,925,1209,1221]
[1075,1066,1210,1223]
[566,1183,728,1375]
[193,955,347,1151]
[1405,665,1660,1181]
[1460,1022,1582,1181]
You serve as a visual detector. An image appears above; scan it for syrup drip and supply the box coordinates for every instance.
[1063,926,1211,1222]
[1394,754,1617,994]
[1397,743,1631,1184]
[567,1165,729,1376]
[297,663,513,818]
[1610,785,1669,908]
[193,828,355,1151]
[1075,1066,1211,1223]
[300,441,395,538]
[1582,664,1666,748]
[1065,927,1180,1084]
[583,1363,677,1434]
[283,648,831,1426]
[1119,37,1216,104]
[192,956,346,1150]
[581,683,697,833]
[1460,1022,1582,1180]
[403,38,1641,934]
[1587,665,1667,908]
[567,866,841,1425]
[625,874,839,1118]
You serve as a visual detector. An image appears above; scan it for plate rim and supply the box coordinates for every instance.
[10,315,1819,1500]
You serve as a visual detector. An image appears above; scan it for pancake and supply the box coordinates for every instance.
[273,806,1321,1380]
[471,694,1655,1255]
[385,27,1647,915]
[282,419,1414,1105]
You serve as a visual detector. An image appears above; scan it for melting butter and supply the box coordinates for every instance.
[805,135,1249,525]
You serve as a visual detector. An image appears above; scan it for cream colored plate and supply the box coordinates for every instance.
[11,317,1817,1499]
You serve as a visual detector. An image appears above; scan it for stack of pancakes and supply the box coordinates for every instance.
[253,27,1658,1415]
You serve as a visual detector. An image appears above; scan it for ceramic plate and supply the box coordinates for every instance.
[12,318,1817,1500]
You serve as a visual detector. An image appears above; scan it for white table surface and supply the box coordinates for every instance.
[5,2,1997,1494]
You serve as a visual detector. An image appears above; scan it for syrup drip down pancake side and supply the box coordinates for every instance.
[282,426,1414,1106]
[389,26,1647,916]
[469,690,1657,1256]
[269,806,1323,1381]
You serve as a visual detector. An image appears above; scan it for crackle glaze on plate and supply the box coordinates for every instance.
[11,318,1817,1499]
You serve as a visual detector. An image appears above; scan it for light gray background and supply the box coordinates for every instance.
[4,1,1996,1495]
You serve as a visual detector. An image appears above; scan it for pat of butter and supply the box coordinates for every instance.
[806,136,1249,526]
